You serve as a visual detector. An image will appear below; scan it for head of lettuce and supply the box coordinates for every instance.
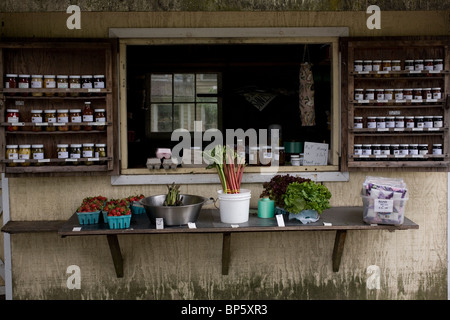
[282,180,332,215]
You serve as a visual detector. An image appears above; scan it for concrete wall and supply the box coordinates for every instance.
[1,8,449,299]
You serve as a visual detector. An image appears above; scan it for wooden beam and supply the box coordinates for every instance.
[332,230,347,272]
[106,235,124,278]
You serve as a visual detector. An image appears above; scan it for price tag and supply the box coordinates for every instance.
[156,218,164,229]
[65,158,78,162]
[88,88,101,92]
[377,128,389,132]
[360,100,370,104]
[187,222,196,229]
[35,123,48,126]
[377,71,389,74]
[426,99,437,103]
[409,70,421,74]
[428,128,439,131]
[376,99,388,103]
[53,122,65,126]
[412,128,423,131]
[358,71,369,74]
[412,155,424,158]
[276,214,285,227]
[429,70,440,74]
[72,227,82,232]
[374,199,393,213]
[394,128,405,132]
[38,159,50,163]
[13,159,25,163]
[375,155,388,159]
[88,158,100,162]
[94,122,106,126]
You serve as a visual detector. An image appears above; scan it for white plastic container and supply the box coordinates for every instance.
[217,189,251,224]
[361,190,408,225]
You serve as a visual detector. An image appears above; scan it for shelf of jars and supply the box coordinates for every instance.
[2,122,110,133]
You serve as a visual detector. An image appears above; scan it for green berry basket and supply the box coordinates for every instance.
[130,201,146,214]
[102,211,109,223]
[77,211,101,225]
[107,214,131,229]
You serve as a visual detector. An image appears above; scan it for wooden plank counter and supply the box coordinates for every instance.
[55,206,419,277]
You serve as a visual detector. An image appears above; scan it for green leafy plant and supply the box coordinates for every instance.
[260,174,311,208]
[163,183,183,206]
[282,181,331,214]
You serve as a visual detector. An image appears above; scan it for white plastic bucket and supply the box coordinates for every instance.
[217,189,251,224]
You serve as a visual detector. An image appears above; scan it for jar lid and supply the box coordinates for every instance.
[367,116,377,119]
[415,59,424,61]
[31,75,43,78]
[414,88,422,90]
[376,89,384,91]
[44,75,55,78]
[354,60,363,62]
[83,143,95,147]
[434,59,443,61]
[57,75,68,78]
[372,144,381,146]
[424,116,433,118]
[395,116,404,118]
[354,144,362,147]
[19,74,30,77]
[405,59,414,62]
[19,144,31,148]
[7,109,19,112]
[377,116,386,119]
[434,115,443,118]
[93,75,105,78]
[395,88,404,91]
[363,144,372,147]
[381,144,390,146]
[423,88,431,90]
[432,87,441,90]
[400,144,409,147]
[94,109,106,112]
[354,116,363,119]
[32,144,44,148]
[44,109,56,113]
[419,144,428,146]
[433,144,442,146]
[6,74,18,77]
[58,109,69,113]
[414,116,424,118]
[355,88,364,91]
[405,116,414,118]
[409,144,418,146]
[382,60,391,62]
[425,59,434,62]
[366,88,375,91]
[6,145,18,148]
[57,144,69,147]
[70,144,82,147]
[70,109,82,112]
[82,75,93,78]
[391,144,399,146]
[31,109,43,113]
[373,60,382,62]
[392,60,401,62]
[95,143,106,147]
[69,75,81,78]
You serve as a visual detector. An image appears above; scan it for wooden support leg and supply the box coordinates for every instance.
[106,234,124,278]
[222,232,231,275]
[332,230,347,272]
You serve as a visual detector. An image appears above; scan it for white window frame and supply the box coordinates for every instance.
[111,27,350,184]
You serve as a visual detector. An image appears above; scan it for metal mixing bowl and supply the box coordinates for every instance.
[140,194,208,226]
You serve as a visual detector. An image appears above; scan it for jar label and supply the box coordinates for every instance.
[94,81,105,89]
[8,152,18,160]
[354,123,363,129]
[46,117,56,123]
[58,116,69,123]
[58,151,69,158]
[32,116,42,123]
[434,120,443,128]
[71,153,81,159]
[82,83,93,89]
[433,148,442,155]
[96,117,106,123]
[7,116,18,123]
[70,83,81,89]
[45,80,56,88]
[83,150,93,158]
[18,83,29,89]
[367,122,376,129]
[33,152,44,160]
[71,116,82,123]
[57,83,69,89]
[433,93,441,100]
[19,153,30,160]
[83,115,94,122]
[355,93,364,100]
[31,81,42,88]
[392,66,401,71]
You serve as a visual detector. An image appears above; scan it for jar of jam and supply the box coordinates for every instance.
[94,108,106,130]
[82,75,93,96]
[18,74,30,96]
[372,144,381,156]
[95,143,107,165]
[414,59,424,71]
[399,144,409,156]
[32,144,45,166]
[423,88,432,100]
[384,89,394,101]
[376,88,385,100]
[425,59,434,76]
[363,60,373,72]
[43,75,56,96]
[424,116,433,129]
[354,60,363,72]
[70,144,82,165]
[354,88,364,102]
[372,60,382,74]
[392,60,401,75]
[82,143,95,165]
[391,144,400,156]
[419,144,429,155]
[376,116,386,129]
[57,109,69,131]
[382,60,391,77]
[432,144,443,155]
[31,110,43,132]
[367,116,377,129]
[395,116,405,128]
[57,75,69,97]
[354,144,362,156]
[18,144,31,166]
[381,144,391,156]
[82,102,94,130]
[362,144,372,156]
[415,116,424,128]
[386,116,395,129]
[354,116,363,129]
[260,146,272,166]
[6,145,19,167]
[57,144,69,165]
[70,109,82,131]
[413,88,423,101]
[404,60,414,71]
[434,59,443,71]
[395,89,404,104]
[403,89,413,105]
[31,75,43,96]
[405,116,415,128]
[433,116,443,128]
[273,146,285,166]
[365,89,375,101]
[5,74,17,91]
[94,75,105,89]
[6,109,19,131]
[432,87,442,101]
[69,75,81,97]
[44,110,56,131]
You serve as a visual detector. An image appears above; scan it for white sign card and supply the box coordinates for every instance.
[374,199,394,213]
[303,142,328,166]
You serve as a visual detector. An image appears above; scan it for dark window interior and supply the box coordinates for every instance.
[126,44,331,168]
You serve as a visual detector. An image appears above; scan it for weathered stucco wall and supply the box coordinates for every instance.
[1,8,449,299]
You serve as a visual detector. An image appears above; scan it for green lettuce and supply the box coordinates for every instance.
[282,181,331,214]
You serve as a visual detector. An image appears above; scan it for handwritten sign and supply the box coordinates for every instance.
[303,142,328,166]
[374,199,393,213]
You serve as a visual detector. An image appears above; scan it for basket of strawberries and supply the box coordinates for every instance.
[103,198,132,229]
[76,196,107,225]
[127,194,145,214]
